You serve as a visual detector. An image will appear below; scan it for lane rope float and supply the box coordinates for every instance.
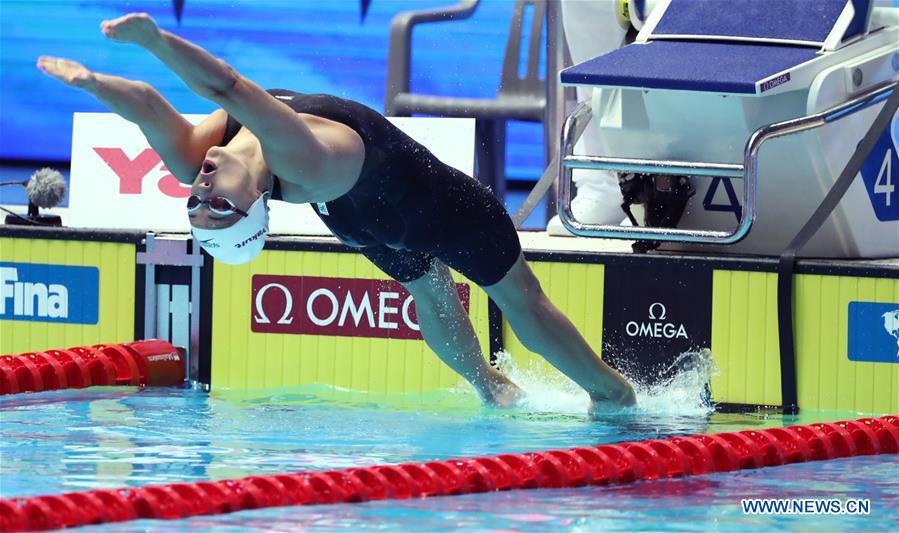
[1,415,895,531]
[0,340,184,395]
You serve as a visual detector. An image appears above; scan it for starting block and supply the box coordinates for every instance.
[558,0,899,257]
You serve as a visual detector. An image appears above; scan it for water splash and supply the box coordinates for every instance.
[631,349,717,417]
[493,348,717,418]
[492,350,590,416]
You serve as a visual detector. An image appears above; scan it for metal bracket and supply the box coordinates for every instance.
[137,233,205,386]
[557,81,898,244]
[136,233,205,267]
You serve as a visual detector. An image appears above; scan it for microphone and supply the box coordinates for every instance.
[1,168,67,226]
[26,168,67,210]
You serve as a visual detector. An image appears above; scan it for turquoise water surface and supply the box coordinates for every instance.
[1,357,896,531]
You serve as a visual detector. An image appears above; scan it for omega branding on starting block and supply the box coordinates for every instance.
[624,302,689,340]
[602,263,712,384]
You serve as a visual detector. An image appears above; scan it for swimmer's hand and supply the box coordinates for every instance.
[100,13,162,47]
[36,57,97,91]
[479,367,525,408]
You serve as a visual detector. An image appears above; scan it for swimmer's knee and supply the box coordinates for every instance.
[519,273,545,300]
[401,276,434,304]
[487,266,546,311]
[402,262,455,304]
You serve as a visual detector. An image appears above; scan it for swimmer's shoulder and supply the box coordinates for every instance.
[269,90,385,122]
[273,176,309,204]
[270,174,337,205]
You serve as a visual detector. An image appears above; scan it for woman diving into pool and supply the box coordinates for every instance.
[37,12,636,412]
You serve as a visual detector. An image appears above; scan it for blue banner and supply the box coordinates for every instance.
[0,262,99,324]
[847,301,899,364]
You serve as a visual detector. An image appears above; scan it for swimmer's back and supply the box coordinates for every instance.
[221,90,443,246]
[223,90,407,183]
[221,89,520,285]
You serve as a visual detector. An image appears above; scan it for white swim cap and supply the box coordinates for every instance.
[190,193,270,265]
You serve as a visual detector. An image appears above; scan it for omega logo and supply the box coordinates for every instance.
[625,302,688,340]
[250,275,470,340]
[254,283,295,325]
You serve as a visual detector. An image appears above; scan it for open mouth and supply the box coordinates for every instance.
[200,160,217,175]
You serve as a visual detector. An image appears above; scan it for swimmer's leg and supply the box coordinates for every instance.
[483,254,636,410]
[402,260,523,407]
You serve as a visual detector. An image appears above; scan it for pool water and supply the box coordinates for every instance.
[1,357,896,531]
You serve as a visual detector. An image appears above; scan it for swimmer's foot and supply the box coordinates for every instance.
[588,384,637,417]
[478,368,525,408]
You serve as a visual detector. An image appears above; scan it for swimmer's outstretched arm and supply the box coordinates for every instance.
[36,56,225,182]
[100,13,363,188]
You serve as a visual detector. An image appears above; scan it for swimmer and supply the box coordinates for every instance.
[37,13,635,412]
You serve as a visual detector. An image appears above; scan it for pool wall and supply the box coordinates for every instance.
[0,231,141,355]
[210,247,491,394]
[1,227,897,414]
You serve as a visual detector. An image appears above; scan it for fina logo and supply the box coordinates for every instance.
[625,302,688,340]
[0,267,68,318]
[0,263,99,324]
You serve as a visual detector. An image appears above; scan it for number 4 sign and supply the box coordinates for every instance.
[860,112,899,221]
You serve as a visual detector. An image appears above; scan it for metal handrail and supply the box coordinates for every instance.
[557,81,898,244]
[563,156,744,178]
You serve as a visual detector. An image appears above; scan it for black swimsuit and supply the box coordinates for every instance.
[221,89,520,286]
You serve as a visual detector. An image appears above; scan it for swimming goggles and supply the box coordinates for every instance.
[186,195,249,217]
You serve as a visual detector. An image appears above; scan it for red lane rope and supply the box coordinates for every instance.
[1,415,895,531]
[0,340,184,396]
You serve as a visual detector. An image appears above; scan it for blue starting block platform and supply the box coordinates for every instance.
[561,0,876,95]
[560,41,817,95]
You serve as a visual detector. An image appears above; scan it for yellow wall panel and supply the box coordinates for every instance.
[200,243,897,412]
[794,274,898,414]
[210,249,487,393]
[0,237,136,355]
[6,231,889,416]
[711,271,782,406]
[712,269,898,414]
